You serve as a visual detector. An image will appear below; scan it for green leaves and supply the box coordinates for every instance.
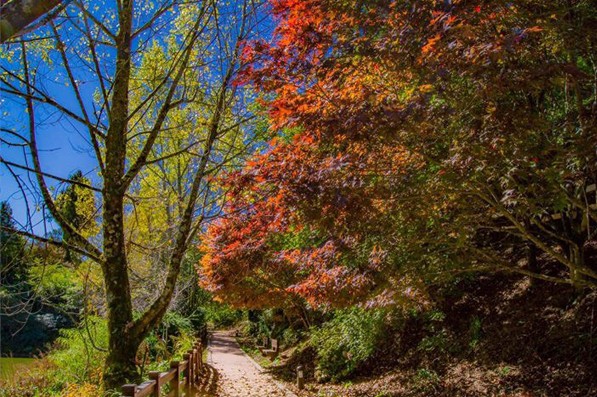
[311,307,386,381]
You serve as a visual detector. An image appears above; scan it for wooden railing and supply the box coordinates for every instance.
[121,341,204,397]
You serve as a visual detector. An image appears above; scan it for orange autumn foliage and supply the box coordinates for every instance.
[200,0,597,306]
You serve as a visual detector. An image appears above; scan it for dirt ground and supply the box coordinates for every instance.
[205,331,297,397]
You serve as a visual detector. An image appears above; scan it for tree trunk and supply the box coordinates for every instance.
[102,0,135,387]
[102,191,138,388]
[527,243,539,286]
[569,242,587,289]
[0,0,62,42]
[104,319,140,388]
[102,209,137,388]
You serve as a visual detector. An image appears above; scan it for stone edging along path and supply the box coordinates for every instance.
[206,330,298,397]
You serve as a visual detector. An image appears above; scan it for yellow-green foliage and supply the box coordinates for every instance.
[0,358,57,397]
[60,383,102,397]
[141,311,196,374]
[49,316,108,387]
[0,314,198,396]
[28,263,83,304]
[55,172,99,240]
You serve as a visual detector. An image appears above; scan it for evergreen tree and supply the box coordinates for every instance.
[0,201,27,285]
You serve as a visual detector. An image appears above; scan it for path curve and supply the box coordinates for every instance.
[206,331,296,397]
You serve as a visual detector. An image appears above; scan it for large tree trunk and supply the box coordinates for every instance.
[102,0,136,388]
[104,308,140,387]
[102,194,138,387]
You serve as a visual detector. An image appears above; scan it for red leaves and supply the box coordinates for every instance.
[199,0,575,309]
[525,26,543,33]
[422,33,442,54]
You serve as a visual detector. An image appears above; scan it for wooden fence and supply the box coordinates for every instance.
[121,341,204,397]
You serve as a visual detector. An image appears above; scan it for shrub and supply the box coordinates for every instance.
[416,309,451,354]
[0,358,57,397]
[468,316,482,351]
[0,311,198,396]
[203,302,242,328]
[282,327,300,347]
[158,311,194,336]
[142,330,196,374]
[139,311,197,374]
[49,316,108,386]
[413,368,441,393]
[0,318,107,396]
[28,263,83,312]
[187,309,208,341]
[311,308,386,381]
[61,382,102,397]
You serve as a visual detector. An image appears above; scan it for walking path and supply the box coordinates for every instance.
[205,331,296,397]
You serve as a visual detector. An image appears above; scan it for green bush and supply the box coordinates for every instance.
[1,311,198,396]
[49,316,108,387]
[282,327,300,347]
[468,316,482,350]
[156,311,194,338]
[203,302,242,328]
[143,329,195,374]
[413,368,441,393]
[187,309,207,336]
[0,358,60,397]
[311,308,386,381]
[416,309,450,354]
[139,311,198,374]
[29,263,83,310]
[1,316,108,396]
[417,329,449,353]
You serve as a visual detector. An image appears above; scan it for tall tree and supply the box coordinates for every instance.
[200,0,597,311]
[1,0,264,388]
[0,201,27,285]
[55,170,99,262]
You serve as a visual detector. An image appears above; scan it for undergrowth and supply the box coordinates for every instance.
[0,312,197,397]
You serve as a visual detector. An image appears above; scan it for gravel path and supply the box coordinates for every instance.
[205,331,296,397]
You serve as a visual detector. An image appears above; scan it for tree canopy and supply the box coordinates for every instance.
[199,0,597,310]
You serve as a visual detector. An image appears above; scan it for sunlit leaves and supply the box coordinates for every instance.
[200,0,597,306]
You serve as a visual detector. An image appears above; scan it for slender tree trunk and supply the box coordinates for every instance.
[527,243,539,286]
[569,242,587,288]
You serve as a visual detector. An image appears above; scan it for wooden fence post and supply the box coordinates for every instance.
[187,349,195,387]
[193,347,199,382]
[183,352,191,392]
[195,342,203,372]
[170,360,181,397]
[119,339,202,397]
[192,344,198,379]
[148,371,161,397]
[297,365,304,390]
[122,384,137,397]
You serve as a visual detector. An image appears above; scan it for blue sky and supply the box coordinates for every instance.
[1,49,99,234]
[1,0,273,236]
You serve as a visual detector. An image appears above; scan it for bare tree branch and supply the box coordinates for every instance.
[20,41,103,262]
[0,0,63,42]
